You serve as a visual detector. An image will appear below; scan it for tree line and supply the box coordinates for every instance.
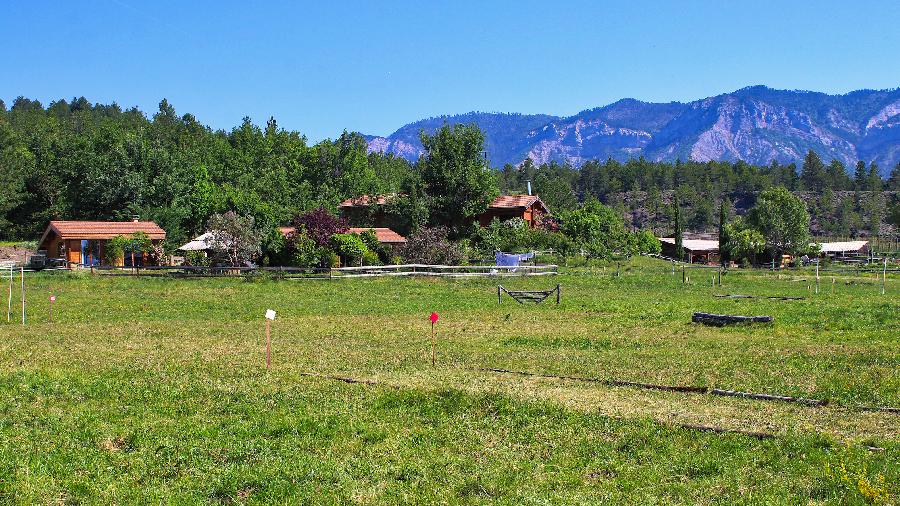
[1,96,898,261]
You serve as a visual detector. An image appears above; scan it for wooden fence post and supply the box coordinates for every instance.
[556,284,560,304]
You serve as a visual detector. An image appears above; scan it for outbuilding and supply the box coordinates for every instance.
[478,195,550,228]
[658,237,720,264]
[816,240,869,258]
[37,219,166,267]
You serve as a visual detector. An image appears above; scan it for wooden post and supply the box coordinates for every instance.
[672,260,675,275]
[717,268,722,286]
[556,284,560,304]
[815,262,819,294]
[883,256,888,295]
[498,285,502,305]
[682,266,685,284]
[431,320,435,367]
[265,319,271,369]
[49,295,54,323]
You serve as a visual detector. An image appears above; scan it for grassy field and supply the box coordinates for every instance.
[0,258,897,504]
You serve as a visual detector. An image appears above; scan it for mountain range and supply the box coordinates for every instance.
[365,86,900,176]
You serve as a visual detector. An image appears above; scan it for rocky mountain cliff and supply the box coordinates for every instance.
[366,86,900,176]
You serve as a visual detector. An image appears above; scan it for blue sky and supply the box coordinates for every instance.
[3,1,899,141]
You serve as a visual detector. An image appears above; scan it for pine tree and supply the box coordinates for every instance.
[854,161,868,190]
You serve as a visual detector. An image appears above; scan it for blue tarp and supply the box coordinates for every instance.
[495,251,534,267]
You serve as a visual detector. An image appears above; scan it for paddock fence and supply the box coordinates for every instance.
[63,263,559,279]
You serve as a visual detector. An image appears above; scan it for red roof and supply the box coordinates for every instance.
[40,220,166,245]
[279,226,406,244]
[488,195,549,212]
[347,227,407,244]
[339,193,398,208]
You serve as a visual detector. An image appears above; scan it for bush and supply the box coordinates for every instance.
[558,199,629,259]
[288,230,324,268]
[399,227,464,265]
[291,208,348,248]
[331,233,369,266]
[630,229,661,255]
[362,250,381,266]
[183,250,209,266]
[105,235,128,265]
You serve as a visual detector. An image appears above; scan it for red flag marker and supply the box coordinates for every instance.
[429,312,439,366]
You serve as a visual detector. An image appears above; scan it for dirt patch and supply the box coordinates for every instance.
[0,245,31,264]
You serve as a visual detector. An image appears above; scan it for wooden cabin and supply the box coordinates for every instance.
[478,195,549,228]
[37,220,166,267]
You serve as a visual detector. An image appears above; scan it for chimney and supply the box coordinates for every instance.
[526,181,532,196]
[131,215,140,223]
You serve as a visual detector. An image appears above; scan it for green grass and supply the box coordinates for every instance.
[0,258,897,504]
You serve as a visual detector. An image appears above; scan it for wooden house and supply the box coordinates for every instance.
[37,220,166,267]
[478,195,549,227]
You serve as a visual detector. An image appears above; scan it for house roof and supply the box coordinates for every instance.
[659,238,719,252]
[487,195,549,213]
[817,240,868,253]
[279,226,406,244]
[39,220,166,248]
[339,193,398,208]
[347,227,407,244]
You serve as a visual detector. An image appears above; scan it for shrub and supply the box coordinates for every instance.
[331,233,369,266]
[291,208,348,248]
[362,250,381,266]
[400,227,464,265]
[206,211,263,267]
[105,235,128,265]
[631,229,662,255]
[183,250,209,266]
[288,230,324,268]
[558,198,629,259]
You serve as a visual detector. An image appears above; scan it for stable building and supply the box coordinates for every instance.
[37,219,166,267]
[816,240,869,258]
[658,237,719,264]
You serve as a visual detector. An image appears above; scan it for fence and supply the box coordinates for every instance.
[78,263,559,279]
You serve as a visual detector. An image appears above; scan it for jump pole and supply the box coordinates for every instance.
[884,256,888,295]
[7,267,11,322]
[815,262,819,294]
[264,309,276,369]
[20,267,25,325]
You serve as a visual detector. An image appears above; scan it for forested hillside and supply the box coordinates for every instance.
[1,96,898,248]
